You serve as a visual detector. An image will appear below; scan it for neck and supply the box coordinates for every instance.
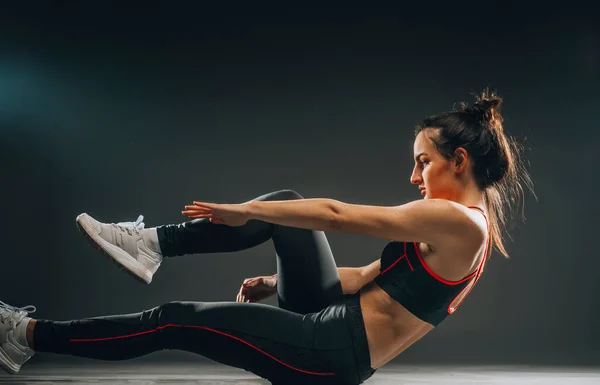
[452,179,486,210]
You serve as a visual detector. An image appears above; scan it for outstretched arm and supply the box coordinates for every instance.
[185,197,479,247]
[247,198,341,231]
[248,198,478,247]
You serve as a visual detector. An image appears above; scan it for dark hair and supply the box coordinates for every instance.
[415,89,534,258]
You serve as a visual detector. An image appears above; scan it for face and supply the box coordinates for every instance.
[410,130,460,200]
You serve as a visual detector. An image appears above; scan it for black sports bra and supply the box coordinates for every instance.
[372,206,490,326]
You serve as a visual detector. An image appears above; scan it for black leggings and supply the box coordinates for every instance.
[33,190,376,385]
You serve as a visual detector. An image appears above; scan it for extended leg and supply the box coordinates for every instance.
[31,300,359,385]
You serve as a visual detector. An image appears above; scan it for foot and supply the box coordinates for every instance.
[0,301,35,374]
[76,213,163,284]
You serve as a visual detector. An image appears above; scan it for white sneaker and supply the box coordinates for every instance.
[0,301,36,374]
[76,213,162,284]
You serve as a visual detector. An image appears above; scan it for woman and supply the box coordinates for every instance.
[0,90,533,385]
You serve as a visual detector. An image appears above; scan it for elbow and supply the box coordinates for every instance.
[342,286,359,295]
[328,200,344,231]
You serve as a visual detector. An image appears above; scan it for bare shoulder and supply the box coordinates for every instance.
[439,200,487,249]
[402,199,479,228]
[335,197,485,248]
[410,201,488,280]
[413,199,486,248]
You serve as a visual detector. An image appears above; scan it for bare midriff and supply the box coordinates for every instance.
[356,210,489,369]
[358,281,435,369]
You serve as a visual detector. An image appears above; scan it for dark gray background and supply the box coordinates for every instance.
[0,3,598,366]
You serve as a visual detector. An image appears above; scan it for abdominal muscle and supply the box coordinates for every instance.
[358,280,435,369]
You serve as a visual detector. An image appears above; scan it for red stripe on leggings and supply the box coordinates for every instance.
[69,323,336,376]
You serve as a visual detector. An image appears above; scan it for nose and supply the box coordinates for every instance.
[410,165,421,185]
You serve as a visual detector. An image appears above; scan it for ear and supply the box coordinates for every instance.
[453,147,469,173]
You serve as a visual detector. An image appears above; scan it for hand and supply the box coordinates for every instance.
[236,275,278,303]
[182,201,250,226]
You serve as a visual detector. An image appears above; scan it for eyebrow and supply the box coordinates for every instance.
[415,152,428,161]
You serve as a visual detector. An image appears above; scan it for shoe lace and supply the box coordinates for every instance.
[110,215,145,236]
[0,301,36,328]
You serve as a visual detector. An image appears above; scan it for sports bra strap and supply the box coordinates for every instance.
[467,205,491,260]
[467,206,489,226]
[467,205,485,214]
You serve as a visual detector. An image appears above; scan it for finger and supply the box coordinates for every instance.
[182,209,211,215]
[186,214,209,219]
[184,205,210,210]
[193,201,216,208]
[184,208,212,214]
[182,210,214,216]
[183,210,211,216]
[187,214,217,219]
[182,210,211,216]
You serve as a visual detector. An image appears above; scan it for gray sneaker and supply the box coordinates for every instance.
[76,213,162,284]
[0,301,35,374]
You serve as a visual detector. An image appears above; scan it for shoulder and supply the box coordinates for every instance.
[403,199,486,246]
[400,199,472,223]
[439,200,488,250]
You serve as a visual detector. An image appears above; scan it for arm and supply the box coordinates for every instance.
[247,198,478,247]
[337,267,364,294]
[337,259,382,294]
[248,198,340,232]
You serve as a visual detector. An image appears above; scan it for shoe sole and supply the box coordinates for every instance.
[76,214,152,284]
[0,348,20,374]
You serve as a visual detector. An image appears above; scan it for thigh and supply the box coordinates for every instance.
[273,225,343,314]
[160,300,357,385]
[267,191,344,314]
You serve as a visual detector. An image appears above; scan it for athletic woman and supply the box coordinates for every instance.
[0,90,533,385]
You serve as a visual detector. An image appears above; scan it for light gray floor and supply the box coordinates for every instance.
[1,362,599,384]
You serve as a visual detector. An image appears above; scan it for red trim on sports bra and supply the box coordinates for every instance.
[413,206,490,286]
[447,253,487,314]
[467,205,485,214]
[467,206,490,231]
[381,242,414,274]
[412,242,476,285]
[467,205,491,264]
[69,324,336,376]
[446,206,492,314]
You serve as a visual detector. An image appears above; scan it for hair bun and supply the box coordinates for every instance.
[473,98,501,113]
[471,89,503,128]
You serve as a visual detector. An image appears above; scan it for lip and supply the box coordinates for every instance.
[420,189,426,196]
